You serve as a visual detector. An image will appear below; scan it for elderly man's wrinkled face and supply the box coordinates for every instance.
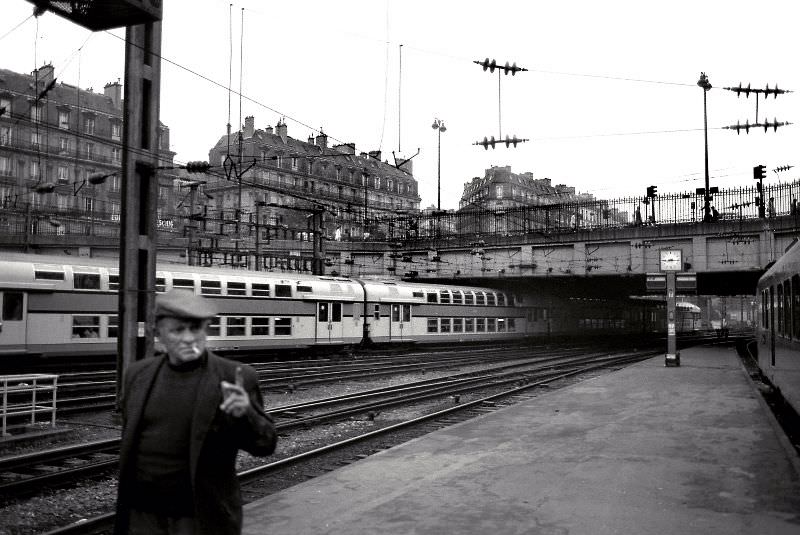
[156,317,210,365]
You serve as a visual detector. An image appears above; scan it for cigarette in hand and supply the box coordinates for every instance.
[192,344,201,356]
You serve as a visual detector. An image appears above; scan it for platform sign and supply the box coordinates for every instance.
[676,273,697,294]
[646,273,667,293]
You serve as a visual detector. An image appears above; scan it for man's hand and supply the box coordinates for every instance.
[220,366,251,418]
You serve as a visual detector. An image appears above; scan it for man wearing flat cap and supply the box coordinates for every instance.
[115,289,277,535]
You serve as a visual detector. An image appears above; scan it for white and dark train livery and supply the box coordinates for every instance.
[756,239,800,414]
[0,254,531,358]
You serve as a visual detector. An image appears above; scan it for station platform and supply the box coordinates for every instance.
[243,346,800,535]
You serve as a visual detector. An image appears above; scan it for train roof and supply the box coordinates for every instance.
[758,238,799,289]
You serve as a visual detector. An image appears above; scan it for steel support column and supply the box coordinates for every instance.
[117,21,162,409]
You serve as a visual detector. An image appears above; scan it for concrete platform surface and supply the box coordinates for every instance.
[243,346,800,535]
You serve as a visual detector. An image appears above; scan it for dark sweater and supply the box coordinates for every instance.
[130,356,205,515]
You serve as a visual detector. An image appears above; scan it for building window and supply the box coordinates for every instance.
[85,197,94,212]
[111,122,121,140]
[0,98,10,117]
[30,160,40,179]
[84,116,95,135]
[31,131,42,148]
[58,110,70,129]
[291,156,298,170]
[0,156,10,175]
[31,104,43,123]
[276,155,283,168]
[495,185,504,198]
[349,170,355,182]
[59,137,70,153]
[110,174,120,191]
[86,143,94,159]
[0,126,9,146]
[112,147,121,163]
[57,166,69,182]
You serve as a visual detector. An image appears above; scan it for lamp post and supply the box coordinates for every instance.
[697,72,712,222]
[431,118,446,211]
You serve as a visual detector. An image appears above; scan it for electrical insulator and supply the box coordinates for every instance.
[186,161,211,173]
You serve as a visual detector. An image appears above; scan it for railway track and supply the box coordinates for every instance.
[6,348,658,534]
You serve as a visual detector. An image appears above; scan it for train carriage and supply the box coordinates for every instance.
[756,239,800,414]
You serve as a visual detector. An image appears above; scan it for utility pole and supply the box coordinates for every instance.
[697,72,712,222]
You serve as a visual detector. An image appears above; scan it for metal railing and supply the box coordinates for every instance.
[1,374,58,436]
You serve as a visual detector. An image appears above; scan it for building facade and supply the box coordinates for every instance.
[0,63,177,253]
[199,116,420,269]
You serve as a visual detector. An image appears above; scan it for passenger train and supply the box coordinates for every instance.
[0,253,705,360]
[756,239,800,414]
[0,254,531,358]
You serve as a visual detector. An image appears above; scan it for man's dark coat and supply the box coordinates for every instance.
[114,352,277,534]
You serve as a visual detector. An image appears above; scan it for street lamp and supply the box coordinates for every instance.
[431,118,446,211]
[697,72,712,222]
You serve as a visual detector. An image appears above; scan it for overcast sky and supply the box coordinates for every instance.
[1,0,797,209]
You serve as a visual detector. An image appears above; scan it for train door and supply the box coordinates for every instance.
[0,291,26,354]
[770,286,776,366]
[390,304,412,341]
[316,302,343,343]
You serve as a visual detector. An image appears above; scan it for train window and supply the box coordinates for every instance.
[173,278,194,291]
[72,315,100,338]
[227,281,246,296]
[319,303,329,322]
[374,304,380,320]
[275,284,292,298]
[274,317,292,335]
[464,318,474,332]
[74,273,101,290]
[464,292,474,305]
[497,294,505,306]
[761,291,766,328]
[453,318,463,333]
[486,293,496,306]
[35,268,65,281]
[497,318,506,332]
[201,280,222,295]
[440,291,450,304]
[227,316,246,336]
[412,291,424,299]
[402,304,411,322]
[452,291,463,305]
[777,285,784,335]
[476,318,486,332]
[252,317,270,336]
[476,292,485,306]
[427,318,438,333]
[207,317,221,336]
[297,284,313,292]
[391,304,400,322]
[252,283,270,297]
[794,275,800,338]
[108,315,118,338]
[508,318,516,332]
[332,303,342,322]
[487,318,496,332]
[427,292,438,303]
[156,277,166,293]
[109,273,119,292]
[440,318,451,333]
[2,292,23,321]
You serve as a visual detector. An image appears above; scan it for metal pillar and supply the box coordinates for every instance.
[117,21,162,409]
[665,271,680,366]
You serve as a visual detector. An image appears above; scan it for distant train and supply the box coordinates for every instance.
[0,253,705,360]
[0,254,531,358]
[756,239,800,414]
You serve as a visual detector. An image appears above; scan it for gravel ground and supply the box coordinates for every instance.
[0,358,543,535]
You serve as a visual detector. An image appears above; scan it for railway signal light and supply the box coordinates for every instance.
[646,185,657,198]
[185,161,211,173]
[754,164,766,180]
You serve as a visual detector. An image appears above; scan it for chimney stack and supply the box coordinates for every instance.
[265,124,273,135]
[243,115,255,138]
[315,131,328,149]
[368,150,382,162]
[104,80,122,108]
[275,119,288,143]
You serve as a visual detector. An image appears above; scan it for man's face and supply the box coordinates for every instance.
[156,316,209,365]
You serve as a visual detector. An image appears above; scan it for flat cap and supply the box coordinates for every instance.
[155,289,216,320]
